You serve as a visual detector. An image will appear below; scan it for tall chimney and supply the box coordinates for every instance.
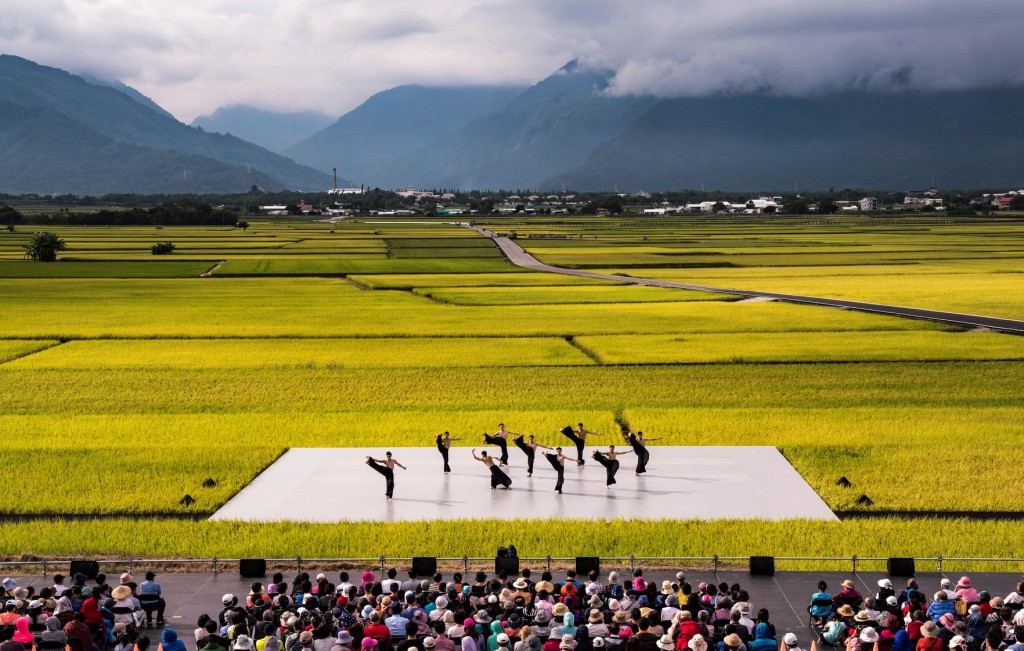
[332,168,337,191]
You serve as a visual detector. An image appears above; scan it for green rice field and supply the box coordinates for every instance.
[1,216,1023,562]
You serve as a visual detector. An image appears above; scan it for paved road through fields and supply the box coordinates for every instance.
[465,225,1024,334]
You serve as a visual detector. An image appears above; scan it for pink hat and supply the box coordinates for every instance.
[464,619,475,629]
[362,572,375,583]
[957,577,971,588]
[361,639,378,649]
[939,613,957,631]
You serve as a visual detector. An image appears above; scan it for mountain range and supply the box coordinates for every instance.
[2,54,1023,194]
[0,55,332,195]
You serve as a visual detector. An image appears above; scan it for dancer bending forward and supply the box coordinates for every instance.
[473,449,512,490]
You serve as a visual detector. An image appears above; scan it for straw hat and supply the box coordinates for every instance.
[589,611,604,623]
[661,581,674,595]
[921,622,939,638]
[657,636,675,651]
[854,611,872,623]
[612,612,628,624]
[723,634,742,648]
[841,580,855,590]
[552,603,568,617]
[536,582,555,594]
[514,579,530,590]
[111,586,132,600]
[836,605,855,617]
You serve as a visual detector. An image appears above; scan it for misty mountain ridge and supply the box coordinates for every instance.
[0,55,333,194]
[291,59,1024,191]
[191,106,335,153]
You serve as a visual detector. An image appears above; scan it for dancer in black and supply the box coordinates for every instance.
[558,423,602,466]
[513,435,553,477]
[365,452,407,499]
[435,431,461,473]
[543,447,578,494]
[483,423,516,466]
[622,430,660,475]
[592,446,631,489]
[472,449,512,489]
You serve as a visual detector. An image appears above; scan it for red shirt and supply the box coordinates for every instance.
[363,623,392,642]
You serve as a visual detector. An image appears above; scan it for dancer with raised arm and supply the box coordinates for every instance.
[483,423,516,466]
[592,445,631,489]
[513,434,553,477]
[365,452,407,499]
[559,423,601,466]
[623,431,660,475]
[472,449,512,490]
[435,431,461,474]
[543,447,577,494]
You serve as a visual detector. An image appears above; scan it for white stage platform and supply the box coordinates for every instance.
[212,446,836,522]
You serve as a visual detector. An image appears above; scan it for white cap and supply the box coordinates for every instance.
[222,594,234,604]
[949,637,966,649]
[497,635,510,645]
[886,596,898,606]
[783,634,798,647]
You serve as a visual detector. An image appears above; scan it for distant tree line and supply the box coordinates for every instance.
[9,202,239,226]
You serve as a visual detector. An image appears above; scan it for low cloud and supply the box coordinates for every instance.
[0,0,1021,121]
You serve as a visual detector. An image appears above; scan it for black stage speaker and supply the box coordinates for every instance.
[887,557,915,577]
[495,556,520,574]
[412,557,437,577]
[576,557,600,576]
[69,560,100,580]
[749,556,775,576]
[239,558,267,578]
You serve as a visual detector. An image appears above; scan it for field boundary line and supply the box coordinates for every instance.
[564,336,603,366]
[199,260,224,277]
[464,224,1024,335]
[0,340,67,367]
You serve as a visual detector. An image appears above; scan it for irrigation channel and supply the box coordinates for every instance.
[464,224,1024,335]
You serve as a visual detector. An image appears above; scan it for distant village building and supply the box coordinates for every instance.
[259,205,288,215]
[859,197,878,211]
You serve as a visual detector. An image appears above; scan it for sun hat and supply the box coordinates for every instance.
[657,636,675,651]
[949,636,967,650]
[336,632,353,645]
[514,578,529,590]
[487,595,498,604]
[299,632,313,644]
[1,579,14,592]
[536,581,555,594]
[588,595,603,608]
[878,579,892,589]
[424,639,436,649]
[836,605,855,617]
[841,580,855,590]
[608,599,621,611]
[474,611,492,624]
[527,637,542,651]
[586,583,601,597]
[361,639,378,649]
[783,634,798,647]
[640,608,654,619]
[552,603,568,617]
[561,635,577,651]
[661,581,673,595]
[612,612,627,624]
[860,629,879,644]
[608,573,619,583]
[736,603,750,616]
[589,611,604,623]
[957,577,972,588]
[111,586,132,600]
[723,634,742,648]
[316,573,326,582]
[236,636,254,650]
[854,611,872,623]
[119,573,133,585]
[921,622,939,638]
[535,611,551,624]
[362,572,375,583]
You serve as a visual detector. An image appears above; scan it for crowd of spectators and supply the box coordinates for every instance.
[0,571,166,651]
[195,569,786,651]
[809,577,1024,651]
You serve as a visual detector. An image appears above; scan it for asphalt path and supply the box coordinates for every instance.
[466,225,1024,334]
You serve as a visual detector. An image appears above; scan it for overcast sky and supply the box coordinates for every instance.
[2,0,1022,122]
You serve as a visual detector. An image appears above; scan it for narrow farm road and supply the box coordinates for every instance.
[464,224,1024,335]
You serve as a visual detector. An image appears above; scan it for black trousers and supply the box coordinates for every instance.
[593,452,620,486]
[484,434,509,465]
[513,436,535,473]
[628,435,649,474]
[489,465,512,488]
[367,459,395,497]
[561,429,586,464]
[436,438,451,473]
[545,453,565,493]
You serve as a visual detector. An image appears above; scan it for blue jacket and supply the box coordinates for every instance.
[926,601,955,623]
